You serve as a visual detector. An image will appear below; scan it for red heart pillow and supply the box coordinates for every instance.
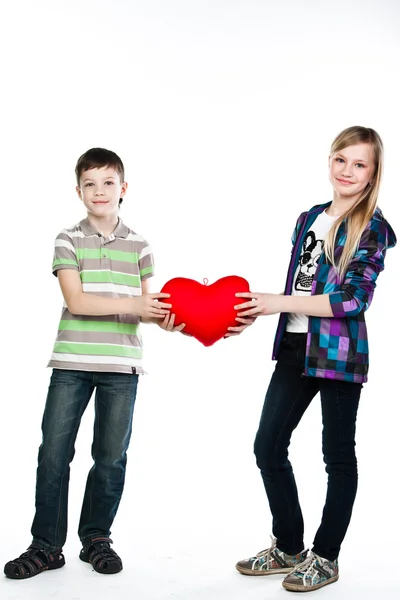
[160,276,250,346]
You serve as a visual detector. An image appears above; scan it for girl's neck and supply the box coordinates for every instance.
[326,195,358,217]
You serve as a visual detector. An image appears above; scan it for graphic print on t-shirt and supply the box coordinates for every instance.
[294,230,323,292]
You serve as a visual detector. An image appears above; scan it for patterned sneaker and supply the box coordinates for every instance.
[236,536,308,576]
[282,551,339,591]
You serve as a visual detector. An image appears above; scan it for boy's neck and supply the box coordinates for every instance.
[87,214,120,238]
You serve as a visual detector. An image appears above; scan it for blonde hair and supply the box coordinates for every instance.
[324,126,383,280]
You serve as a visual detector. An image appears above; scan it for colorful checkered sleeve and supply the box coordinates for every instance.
[291,212,307,246]
[329,218,391,318]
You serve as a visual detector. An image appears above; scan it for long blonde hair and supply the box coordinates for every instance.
[324,126,383,280]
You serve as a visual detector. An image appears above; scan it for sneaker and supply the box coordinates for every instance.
[4,544,65,579]
[79,537,122,574]
[236,536,308,576]
[282,551,339,591]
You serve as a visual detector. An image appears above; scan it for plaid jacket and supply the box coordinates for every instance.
[272,201,397,383]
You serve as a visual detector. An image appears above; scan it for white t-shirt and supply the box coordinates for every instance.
[286,210,338,333]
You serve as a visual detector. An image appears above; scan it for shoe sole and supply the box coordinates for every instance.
[236,564,294,576]
[282,575,339,592]
[4,558,65,580]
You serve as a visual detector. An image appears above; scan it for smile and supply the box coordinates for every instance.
[336,178,354,186]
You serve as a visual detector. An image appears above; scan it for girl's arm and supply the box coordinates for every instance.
[234,292,333,317]
[236,218,395,319]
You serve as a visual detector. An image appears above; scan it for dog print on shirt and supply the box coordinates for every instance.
[294,230,323,292]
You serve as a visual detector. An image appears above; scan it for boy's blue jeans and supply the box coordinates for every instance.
[31,368,138,551]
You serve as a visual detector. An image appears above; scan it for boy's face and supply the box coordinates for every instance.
[76,167,128,219]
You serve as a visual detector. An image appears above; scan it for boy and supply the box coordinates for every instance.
[4,148,183,578]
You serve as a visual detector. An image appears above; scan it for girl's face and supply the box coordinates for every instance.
[329,143,375,203]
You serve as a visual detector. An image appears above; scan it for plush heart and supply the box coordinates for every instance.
[160,275,250,346]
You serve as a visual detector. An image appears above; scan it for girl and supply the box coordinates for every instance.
[231,126,396,592]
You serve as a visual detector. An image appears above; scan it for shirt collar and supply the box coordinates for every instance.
[79,217,129,239]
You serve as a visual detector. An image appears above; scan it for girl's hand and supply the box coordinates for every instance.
[224,316,257,337]
[157,313,187,333]
[234,292,283,316]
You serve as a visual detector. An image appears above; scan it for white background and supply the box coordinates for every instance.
[1,1,399,599]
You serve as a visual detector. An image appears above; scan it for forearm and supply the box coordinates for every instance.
[69,292,137,316]
[280,293,334,317]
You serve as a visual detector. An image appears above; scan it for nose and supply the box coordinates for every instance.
[340,165,353,178]
[94,187,106,196]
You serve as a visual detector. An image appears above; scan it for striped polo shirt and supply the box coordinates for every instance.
[48,217,154,374]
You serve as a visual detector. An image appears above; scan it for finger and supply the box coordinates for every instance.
[152,307,170,314]
[154,301,172,309]
[234,301,256,310]
[151,293,171,299]
[174,322,186,332]
[224,332,239,337]
[167,314,176,330]
[235,292,257,298]
[150,308,170,317]
[237,307,261,317]
[235,317,256,324]
[227,326,246,332]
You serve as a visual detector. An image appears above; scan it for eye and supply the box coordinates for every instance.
[335,157,345,163]
[355,163,366,168]
[84,182,94,187]
[105,181,115,185]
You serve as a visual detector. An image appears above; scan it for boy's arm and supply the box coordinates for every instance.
[140,279,157,323]
[57,269,171,318]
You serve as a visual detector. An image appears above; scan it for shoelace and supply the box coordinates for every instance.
[253,535,277,567]
[289,551,328,578]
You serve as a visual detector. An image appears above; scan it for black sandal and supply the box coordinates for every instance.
[4,544,65,579]
[79,537,122,574]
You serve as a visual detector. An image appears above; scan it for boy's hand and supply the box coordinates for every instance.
[224,316,257,337]
[158,313,187,333]
[132,293,172,319]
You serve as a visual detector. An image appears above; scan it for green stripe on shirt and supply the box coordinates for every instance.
[53,342,142,358]
[59,320,139,335]
[76,248,139,262]
[140,266,154,277]
[53,258,79,268]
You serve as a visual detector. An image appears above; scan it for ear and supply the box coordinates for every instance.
[120,181,128,198]
[76,185,82,200]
